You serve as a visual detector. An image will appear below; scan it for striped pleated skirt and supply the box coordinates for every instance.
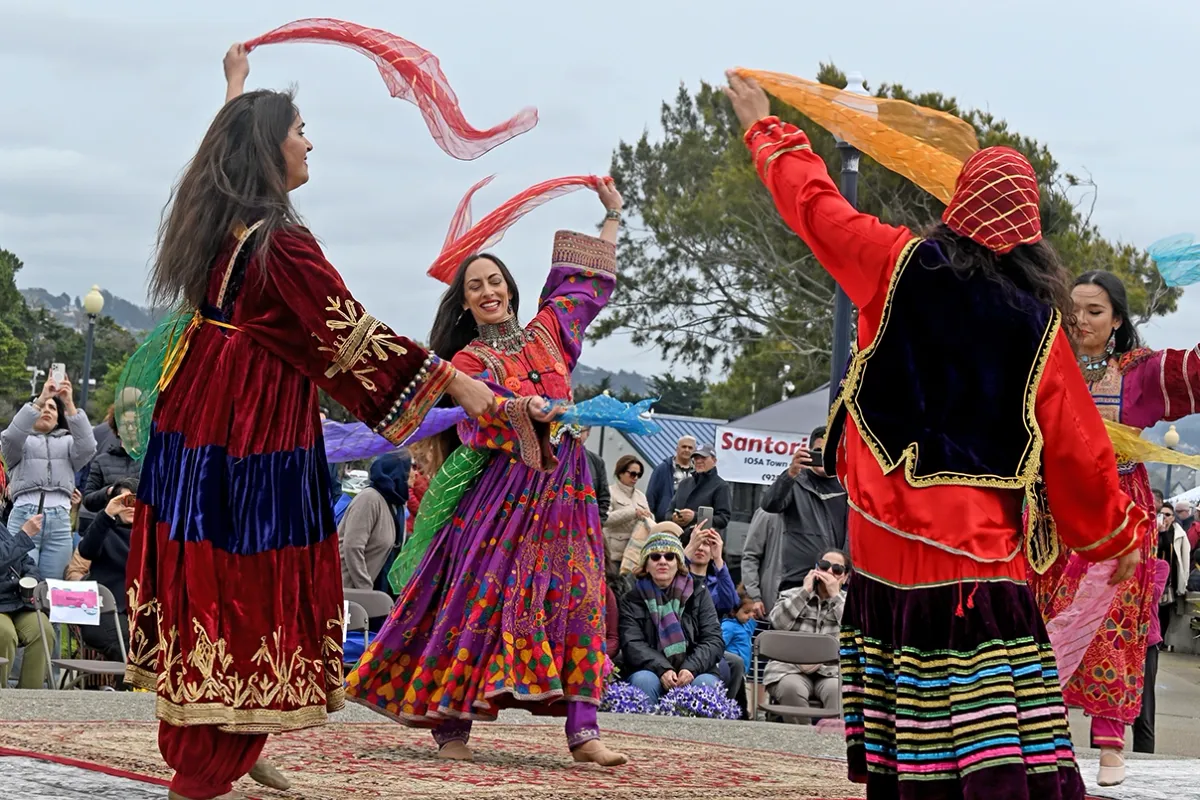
[840,573,1086,800]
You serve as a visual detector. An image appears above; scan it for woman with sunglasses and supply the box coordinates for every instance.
[604,455,652,576]
[618,527,727,705]
[764,549,850,720]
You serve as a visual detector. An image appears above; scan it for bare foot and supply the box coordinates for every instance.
[571,739,628,767]
[249,758,292,790]
[438,740,474,761]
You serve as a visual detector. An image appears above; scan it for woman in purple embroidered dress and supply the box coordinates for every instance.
[346,179,628,766]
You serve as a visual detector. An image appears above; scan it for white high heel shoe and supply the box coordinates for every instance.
[1097,752,1126,787]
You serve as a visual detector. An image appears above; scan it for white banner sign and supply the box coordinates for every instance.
[716,426,809,485]
[45,579,102,626]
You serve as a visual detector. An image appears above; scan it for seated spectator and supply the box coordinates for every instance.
[722,586,758,671]
[0,513,53,688]
[339,452,410,591]
[619,530,725,704]
[604,455,652,576]
[77,478,138,663]
[65,547,90,582]
[764,548,850,720]
[686,521,747,714]
[81,409,139,533]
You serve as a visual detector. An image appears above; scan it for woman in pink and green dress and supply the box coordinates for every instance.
[1035,269,1192,786]
[346,179,628,766]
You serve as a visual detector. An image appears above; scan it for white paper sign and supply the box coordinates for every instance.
[715,426,809,485]
[343,600,351,643]
[45,580,102,626]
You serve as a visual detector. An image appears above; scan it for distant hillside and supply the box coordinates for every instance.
[20,288,165,334]
[572,363,651,395]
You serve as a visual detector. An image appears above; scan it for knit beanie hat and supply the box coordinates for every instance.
[640,530,686,572]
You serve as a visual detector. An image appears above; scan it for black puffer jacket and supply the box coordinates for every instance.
[81,440,139,530]
[618,576,725,679]
[0,528,39,614]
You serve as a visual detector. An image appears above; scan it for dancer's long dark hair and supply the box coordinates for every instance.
[428,253,521,453]
[924,223,1075,328]
[1072,270,1143,355]
[149,89,302,308]
[428,253,521,362]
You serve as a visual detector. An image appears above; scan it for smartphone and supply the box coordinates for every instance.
[697,505,714,527]
[49,362,66,384]
[36,491,45,517]
[807,448,823,466]
[121,493,138,508]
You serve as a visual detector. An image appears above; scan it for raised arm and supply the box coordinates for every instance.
[724,73,912,310]
[1037,331,1148,577]
[1120,345,1200,429]
[223,43,249,103]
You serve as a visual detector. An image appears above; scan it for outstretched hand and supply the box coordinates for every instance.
[723,70,771,132]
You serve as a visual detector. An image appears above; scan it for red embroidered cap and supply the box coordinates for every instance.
[942,147,1042,254]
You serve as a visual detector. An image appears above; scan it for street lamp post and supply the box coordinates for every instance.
[1164,424,1181,498]
[80,286,105,410]
[829,72,871,407]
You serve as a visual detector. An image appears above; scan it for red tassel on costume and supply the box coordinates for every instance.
[955,581,965,617]
[966,582,979,610]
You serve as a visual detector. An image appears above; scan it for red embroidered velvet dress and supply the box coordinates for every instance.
[125,223,455,733]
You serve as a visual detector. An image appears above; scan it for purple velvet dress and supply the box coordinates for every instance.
[345,231,616,748]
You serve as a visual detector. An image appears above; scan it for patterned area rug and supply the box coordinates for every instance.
[0,721,865,799]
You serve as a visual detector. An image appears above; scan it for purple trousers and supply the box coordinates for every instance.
[432,701,599,750]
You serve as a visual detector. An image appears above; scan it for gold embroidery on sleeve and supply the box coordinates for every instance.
[316,297,409,391]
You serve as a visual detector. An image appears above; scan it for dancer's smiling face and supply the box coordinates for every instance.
[462,256,513,326]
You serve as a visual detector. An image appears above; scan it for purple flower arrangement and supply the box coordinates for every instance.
[654,683,742,720]
[600,681,740,720]
[600,681,654,714]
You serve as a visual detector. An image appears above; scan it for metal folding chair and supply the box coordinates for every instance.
[346,600,371,649]
[750,630,841,721]
[342,588,395,620]
[34,582,127,690]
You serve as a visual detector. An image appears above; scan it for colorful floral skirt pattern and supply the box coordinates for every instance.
[345,439,607,723]
[1032,465,1156,725]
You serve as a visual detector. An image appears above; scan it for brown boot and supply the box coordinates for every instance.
[571,739,628,767]
[437,740,474,761]
[248,759,292,790]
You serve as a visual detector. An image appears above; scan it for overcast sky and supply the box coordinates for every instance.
[2,1,1200,377]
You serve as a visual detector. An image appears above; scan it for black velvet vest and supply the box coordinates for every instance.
[824,238,1059,491]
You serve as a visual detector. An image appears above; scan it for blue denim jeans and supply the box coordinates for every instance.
[9,505,73,583]
[628,669,722,705]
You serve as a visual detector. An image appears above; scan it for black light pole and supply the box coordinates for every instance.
[80,285,105,410]
[828,73,868,407]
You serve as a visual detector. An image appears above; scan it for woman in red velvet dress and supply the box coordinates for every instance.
[125,46,494,800]
[725,73,1146,800]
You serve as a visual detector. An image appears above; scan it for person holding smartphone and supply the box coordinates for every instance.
[671,444,732,544]
[761,427,847,593]
[1,373,97,584]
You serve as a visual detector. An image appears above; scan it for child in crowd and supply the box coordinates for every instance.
[722,585,758,672]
